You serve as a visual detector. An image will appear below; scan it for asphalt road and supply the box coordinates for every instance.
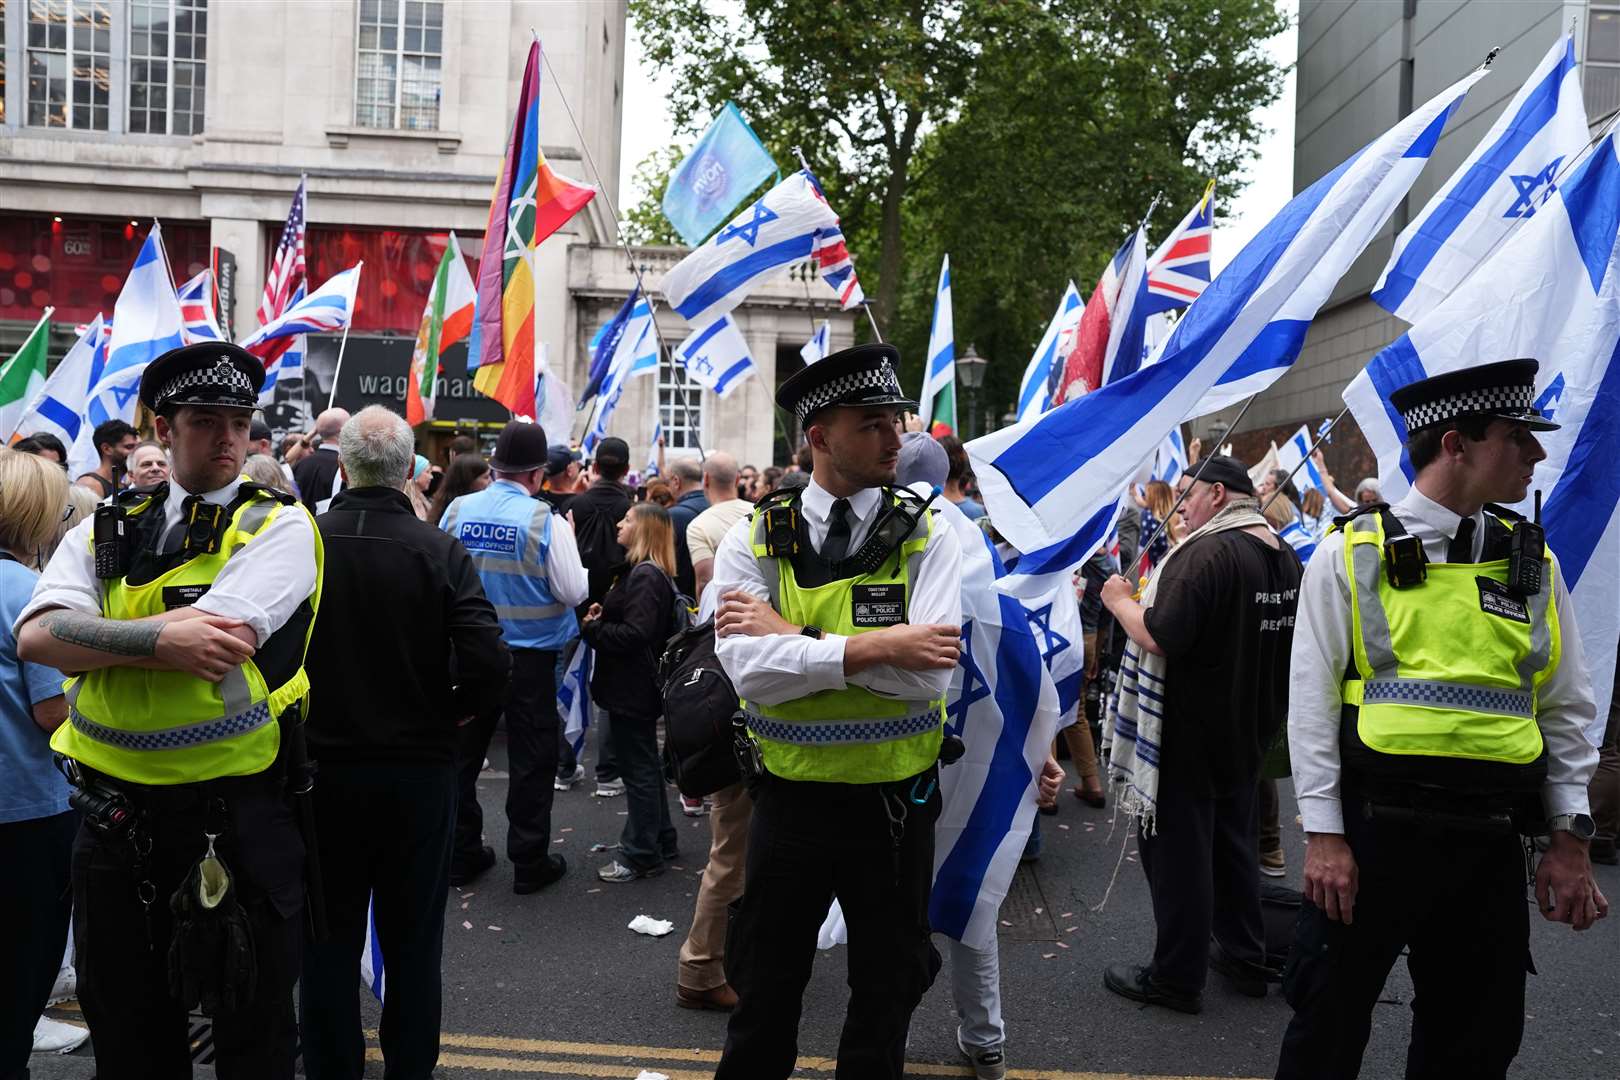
[36,733,1620,1079]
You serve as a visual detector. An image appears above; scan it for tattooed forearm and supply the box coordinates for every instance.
[40,611,162,657]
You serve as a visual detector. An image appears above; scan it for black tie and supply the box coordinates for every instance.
[160,497,204,554]
[1447,516,1476,564]
[823,498,853,563]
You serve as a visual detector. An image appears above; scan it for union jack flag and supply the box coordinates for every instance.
[803,171,866,309]
[1143,181,1214,314]
[177,269,224,344]
[239,263,362,403]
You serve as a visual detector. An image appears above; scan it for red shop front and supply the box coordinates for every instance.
[0,214,213,326]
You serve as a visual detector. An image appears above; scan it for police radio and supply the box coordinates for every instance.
[92,504,130,579]
[1507,490,1545,598]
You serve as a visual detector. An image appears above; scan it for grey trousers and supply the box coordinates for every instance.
[949,936,1004,1049]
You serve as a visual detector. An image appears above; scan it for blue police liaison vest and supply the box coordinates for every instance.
[442,480,577,650]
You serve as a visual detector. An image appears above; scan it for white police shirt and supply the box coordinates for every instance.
[18,476,318,649]
[1287,485,1598,835]
[710,477,962,707]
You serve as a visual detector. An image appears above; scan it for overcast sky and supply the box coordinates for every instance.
[618,3,1298,276]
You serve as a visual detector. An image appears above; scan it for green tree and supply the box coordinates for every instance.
[622,145,686,247]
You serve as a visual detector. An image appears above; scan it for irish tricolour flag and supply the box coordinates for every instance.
[407,234,477,425]
[1,309,53,442]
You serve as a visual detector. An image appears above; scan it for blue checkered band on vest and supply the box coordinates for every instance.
[1399,383,1533,431]
[68,702,273,751]
[1363,679,1533,718]
[745,709,940,746]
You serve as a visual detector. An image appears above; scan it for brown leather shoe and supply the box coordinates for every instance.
[676,982,739,1012]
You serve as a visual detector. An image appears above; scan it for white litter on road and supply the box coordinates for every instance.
[628,914,675,937]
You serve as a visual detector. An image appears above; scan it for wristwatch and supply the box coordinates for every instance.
[799,625,824,640]
[1547,813,1597,841]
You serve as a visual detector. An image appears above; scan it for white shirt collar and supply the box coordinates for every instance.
[1399,484,1483,543]
[167,475,244,507]
[316,442,339,453]
[800,477,882,527]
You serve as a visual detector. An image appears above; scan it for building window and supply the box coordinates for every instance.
[127,0,205,135]
[1588,7,1620,119]
[658,350,705,451]
[26,0,110,130]
[355,0,442,131]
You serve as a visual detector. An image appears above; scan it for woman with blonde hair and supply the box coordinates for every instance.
[581,501,680,882]
[48,486,99,563]
[0,449,77,1075]
[1134,479,1178,574]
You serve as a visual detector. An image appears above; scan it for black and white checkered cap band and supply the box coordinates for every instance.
[158,357,256,406]
[794,362,906,422]
[1400,384,1533,431]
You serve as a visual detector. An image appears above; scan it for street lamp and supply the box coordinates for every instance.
[955,343,987,439]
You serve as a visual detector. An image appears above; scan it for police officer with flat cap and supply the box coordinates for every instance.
[17,343,323,1078]
[709,343,964,1079]
[1277,359,1607,1080]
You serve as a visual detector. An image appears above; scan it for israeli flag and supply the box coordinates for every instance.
[918,255,955,431]
[1279,519,1317,563]
[661,171,839,329]
[358,895,385,1002]
[1100,229,1150,387]
[800,320,831,366]
[661,102,778,247]
[583,298,658,453]
[646,420,662,476]
[12,315,105,453]
[560,642,595,755]
[1373,34,1587,324]
[1152,427,1187,485]
[1345,131,1620,736]
[968,69,1485,597]
[70,227,185,476]
[676,313,756,399]
[580,288,640,407]
[1017,282,1082,422]
[1275,424,1328,495]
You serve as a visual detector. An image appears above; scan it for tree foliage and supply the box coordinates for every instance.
[629,0,1290,430]
[622,145,686,247]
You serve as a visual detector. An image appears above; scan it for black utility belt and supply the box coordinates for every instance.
[75,763,281,812]
[1351,781,1535,835]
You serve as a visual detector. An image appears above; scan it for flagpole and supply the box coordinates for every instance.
[326,320,353,413]
[537,42,704,461]
[1259,406,1349,515]
[2,306,55,442]
[1134,391,1262,563]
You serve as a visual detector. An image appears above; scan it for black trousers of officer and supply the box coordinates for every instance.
[299,761,456,1080]
[716,766,942,1080]
[1275,794,1529,1080]
[453,647,559,875]
[73,774,304,1080]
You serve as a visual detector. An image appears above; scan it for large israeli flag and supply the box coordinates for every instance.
[70,228,184,475]
[1100,229,1150,387]
[1373,33,1587,324]
[1016,282,1081,422]
[968,68,1486,597]
[677,313,757,399]
[918,255,955,431]
[11,316,105,453]
[660,171,839,329]
[1345,132,1620,735]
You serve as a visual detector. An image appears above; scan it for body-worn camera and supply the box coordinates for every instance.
[1384,533,1427,589]
[761,504,801,558]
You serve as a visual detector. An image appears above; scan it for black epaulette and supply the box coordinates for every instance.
[1328,501,1388,531]
[236,481,299,507]
[755,486,800,513]
[112,481,167,514]
[1483,502,1526,524]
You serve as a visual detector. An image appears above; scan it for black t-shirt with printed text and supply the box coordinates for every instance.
[1142,529,1303,797]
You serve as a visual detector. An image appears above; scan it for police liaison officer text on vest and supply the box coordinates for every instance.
[707,343,965,1079]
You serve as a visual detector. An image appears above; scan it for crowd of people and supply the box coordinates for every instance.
[1,341,1614,1080]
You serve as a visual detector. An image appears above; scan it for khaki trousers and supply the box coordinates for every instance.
[677,782,753,990]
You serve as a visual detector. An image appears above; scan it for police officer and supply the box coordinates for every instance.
[709,344,964,1079]
[441,419,587,893]
[16,343,322,1079]
[1277,359,1607,1080]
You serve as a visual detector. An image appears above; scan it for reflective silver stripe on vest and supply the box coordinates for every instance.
[1516,579,1554,693]
[470,555,553,579]
[235,498,279,537]
[524,503,552,567]
[493,603,567,620]
[1347,519,1398,676]
[1362,677,1534,718]
[743,706,939,746]
[68,702,273,751]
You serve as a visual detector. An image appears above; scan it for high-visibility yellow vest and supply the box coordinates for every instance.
[742,489,944,784]
[1337,509,1556,775]
[51,483,324,785]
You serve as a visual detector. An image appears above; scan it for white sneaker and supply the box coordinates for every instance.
[554,764,586,791]
[957,1028,1007,1080]
[33,1016,90,1054]
[680,796,708,817]
[594,778,626,798]
[47,966,76,1005]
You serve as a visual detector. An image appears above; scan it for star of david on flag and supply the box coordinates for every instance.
[1504,157,1564,219]
[717,201,779,247]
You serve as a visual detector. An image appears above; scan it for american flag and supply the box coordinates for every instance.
[803,171,866,309]
[258,177,307,328]
[177,269,224,344]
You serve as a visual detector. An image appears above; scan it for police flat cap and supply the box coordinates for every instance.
[139,342,264,413]
[777,343,917,425]
[1389,358,1559,434]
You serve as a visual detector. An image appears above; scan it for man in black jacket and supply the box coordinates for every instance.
[300,405,510,1080]
[291,407,350,515]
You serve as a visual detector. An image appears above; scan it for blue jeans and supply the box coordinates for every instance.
[607,711,675,871]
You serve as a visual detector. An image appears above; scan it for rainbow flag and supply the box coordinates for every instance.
[468,39,595,418]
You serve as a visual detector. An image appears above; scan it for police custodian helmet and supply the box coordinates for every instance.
[776,343,918,425]
[138,342,265,414]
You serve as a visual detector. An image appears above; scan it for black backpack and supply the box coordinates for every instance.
[658,619,742,798]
